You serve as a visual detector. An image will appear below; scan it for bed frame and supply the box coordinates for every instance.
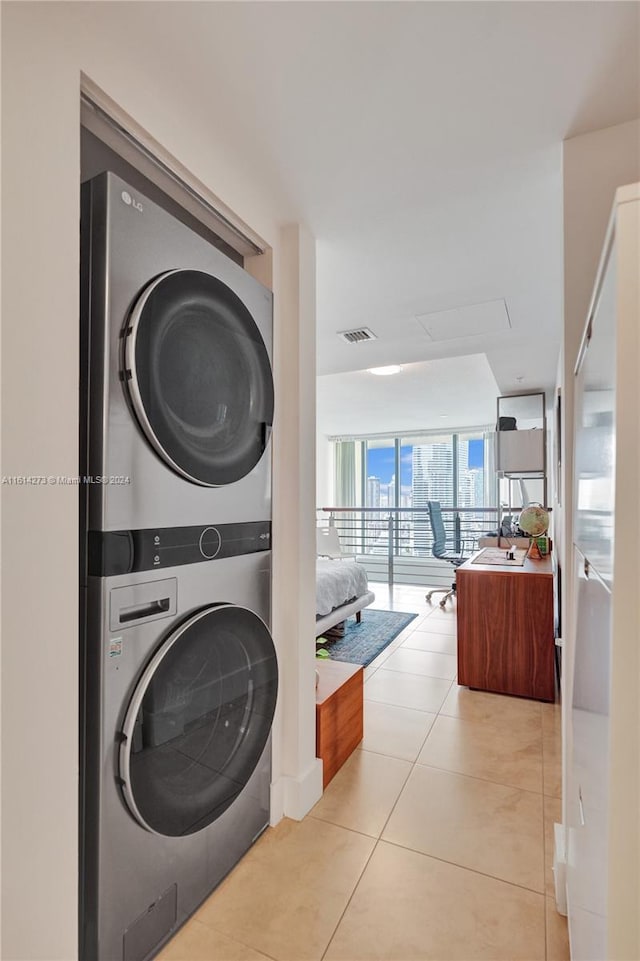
[315,526,375,636]
[315,589,376,637]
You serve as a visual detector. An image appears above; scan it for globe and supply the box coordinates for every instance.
[519,504,549,538]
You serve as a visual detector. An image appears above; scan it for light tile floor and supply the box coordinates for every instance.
[159,584,570,961]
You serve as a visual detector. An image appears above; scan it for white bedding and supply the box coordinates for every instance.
[316,559,369,617]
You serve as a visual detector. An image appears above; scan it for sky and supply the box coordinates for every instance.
[367,439,484,485]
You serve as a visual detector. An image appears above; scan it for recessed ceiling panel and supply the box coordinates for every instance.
[416,299,511,342]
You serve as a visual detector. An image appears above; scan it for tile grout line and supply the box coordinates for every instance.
[319,836,381,961]
[364,694,452,714]
[376,720,438,840]
[379,669,457,682]
[417,619,544,904]
[322,587,550,959]
[378,835,547,899]
[541,707,550,910]
[411,720,545,797]
[319,719,425,961]
[311,798,548,936]
[319,630,446,961]
[189,916,280,961]
[403,758,547,799]
[305,811,383,843]
[370,676,454,851]
[327,644,547,909]
[357,729,436,765]
[415,756,547,798]
[396,622,549,916]
[544,894,549,961]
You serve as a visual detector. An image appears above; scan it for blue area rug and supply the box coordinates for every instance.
[316,608,418,667]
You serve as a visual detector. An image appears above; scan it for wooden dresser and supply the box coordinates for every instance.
[315,659,363,787]
[456,550,555,702]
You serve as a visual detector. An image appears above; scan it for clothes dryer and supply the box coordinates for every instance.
[80,172,274,534]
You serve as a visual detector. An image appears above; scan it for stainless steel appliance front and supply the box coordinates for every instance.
[81,172,273,532]
[79,172,276,961]
[81,555,275,961]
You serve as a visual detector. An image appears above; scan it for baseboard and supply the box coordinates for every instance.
[553,822,568,916]
[270,758,323,824]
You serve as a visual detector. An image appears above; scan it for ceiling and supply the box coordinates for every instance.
[316,354,500,438]
[92,1,639,434]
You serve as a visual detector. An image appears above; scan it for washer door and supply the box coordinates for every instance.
[124,269,274,486]
[120,605,278,837]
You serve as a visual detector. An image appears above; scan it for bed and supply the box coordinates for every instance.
[315,555,375,637]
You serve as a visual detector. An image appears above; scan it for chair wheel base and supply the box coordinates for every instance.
[426,586,456,608]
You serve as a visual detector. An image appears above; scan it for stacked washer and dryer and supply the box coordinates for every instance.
[79,172,277,961]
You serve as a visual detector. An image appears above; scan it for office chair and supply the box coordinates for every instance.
[425,500,471,609]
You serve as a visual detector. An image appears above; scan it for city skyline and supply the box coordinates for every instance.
[363,437,489,556]
[367,439,484,487]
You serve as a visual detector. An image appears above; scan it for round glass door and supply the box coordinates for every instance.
[119,605,278,837]
[124,269,274,486]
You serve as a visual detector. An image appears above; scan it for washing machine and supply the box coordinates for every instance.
[79,172,277,961]
[80,546,277,961]
[80,170,274,533]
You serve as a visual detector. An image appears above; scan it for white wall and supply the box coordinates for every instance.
[270,225,322,820]
[560,117,640,886]
[1,5,317,959]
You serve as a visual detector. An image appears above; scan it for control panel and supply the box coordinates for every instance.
[89,520,271,576]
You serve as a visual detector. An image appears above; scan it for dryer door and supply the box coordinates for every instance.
[119,604,278,837]
[124,269,274,486]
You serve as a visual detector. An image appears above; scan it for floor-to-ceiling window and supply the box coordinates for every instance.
[332,429,495,558]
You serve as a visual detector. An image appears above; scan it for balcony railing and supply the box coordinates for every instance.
[317,505,501,587]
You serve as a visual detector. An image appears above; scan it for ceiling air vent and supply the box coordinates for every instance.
[337,327,378,344]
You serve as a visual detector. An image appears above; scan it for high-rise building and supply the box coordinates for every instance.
[367,475,381,507]
[457,438,487,542]
[411,442,454,555]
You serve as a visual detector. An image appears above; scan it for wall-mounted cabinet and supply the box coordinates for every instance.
[497,428,545,473]
[495,391,547,505]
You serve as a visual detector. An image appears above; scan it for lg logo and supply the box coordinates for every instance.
[121,190,143,213]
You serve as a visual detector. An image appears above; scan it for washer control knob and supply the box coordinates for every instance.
[199,527,221,559]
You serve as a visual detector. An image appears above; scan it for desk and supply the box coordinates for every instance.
[456,550,555,702]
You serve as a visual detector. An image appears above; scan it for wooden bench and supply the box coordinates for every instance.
[315,659,364,788]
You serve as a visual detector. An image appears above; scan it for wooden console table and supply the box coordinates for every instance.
[315,660,363,788]
[456,550,555,702]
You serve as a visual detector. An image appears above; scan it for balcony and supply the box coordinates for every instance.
[317,506,501,588]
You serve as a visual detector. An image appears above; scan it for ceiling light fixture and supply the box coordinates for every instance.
[368,365,402,376]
